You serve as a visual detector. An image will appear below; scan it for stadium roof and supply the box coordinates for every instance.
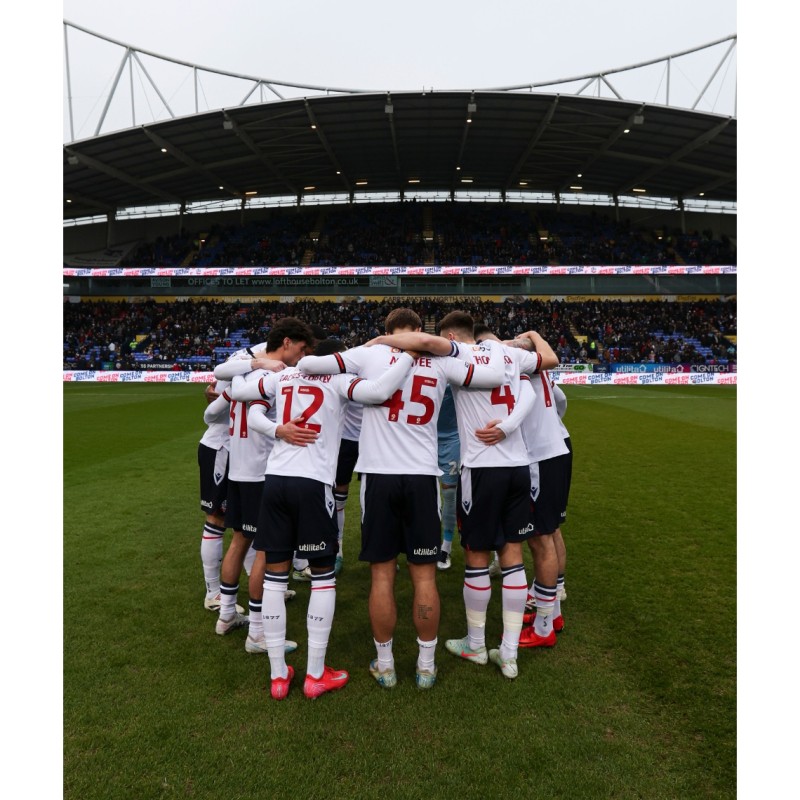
[63,24,736,222]
[63,90,735,222]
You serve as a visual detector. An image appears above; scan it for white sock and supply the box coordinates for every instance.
[334,491,347,556]
[463,566,491,650]
[218,582,238,620]
[201,523,224,595]
[533,581,557,637]
[375,638,394,672]
[262,571,289,680]
[416,637,437,673]
[248,598,263,640]
[307,568,336,679]
[500,564,527,659]
[293,556,309,571]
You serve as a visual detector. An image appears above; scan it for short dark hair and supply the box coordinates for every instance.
[385,308,422,334]
[310,324,329,341]
[312,338,346,357]
[473,322,492,342]
[438,310,474,337]
[265,317,315,351]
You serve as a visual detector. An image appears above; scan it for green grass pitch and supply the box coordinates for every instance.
[63,383,735,799]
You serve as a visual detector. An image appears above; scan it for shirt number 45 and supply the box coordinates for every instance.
[381,376,437,425]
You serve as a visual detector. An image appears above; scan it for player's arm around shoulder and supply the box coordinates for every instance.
[298,345,365,376]
[515,330,560,372]
[203,388,230,424]
[342,350,416,404]
[451,338,505,388]
[230,369,276,403]
[367,332,454,357]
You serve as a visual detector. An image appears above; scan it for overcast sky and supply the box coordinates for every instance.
[61,0,739,139]
[62,0,737,88]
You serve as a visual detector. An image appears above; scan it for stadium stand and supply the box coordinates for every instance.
[63,296,736,371]
[107,203,735,270]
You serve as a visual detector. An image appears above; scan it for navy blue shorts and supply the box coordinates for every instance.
[359,473,441,564]
[255,475,338,563]
[457,465,533,552]
[529,450,568,534]
[198,443,229,516]
[224,478,265,537]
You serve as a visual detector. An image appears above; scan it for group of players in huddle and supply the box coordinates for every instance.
[196,308,572,700]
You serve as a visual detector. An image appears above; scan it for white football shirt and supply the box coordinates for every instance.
[553,382,571,440]
[342,401,363,443]
[298,341,504,475]
[450,341,541,468]
[212,342,268,381]
[221,377,275,482]
[517,371,570,462]
[231,353,415,484]
[199,379,231,451]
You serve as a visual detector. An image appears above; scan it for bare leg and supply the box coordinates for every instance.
[369,560,398,643]
[408,562,440,642]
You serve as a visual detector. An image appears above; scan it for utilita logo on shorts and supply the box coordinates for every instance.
[412,547,438,556]
[517,523,535,536]
[298,541,327,552]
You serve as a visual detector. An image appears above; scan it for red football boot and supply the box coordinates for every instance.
[303,665,350,699]
[271,665,295,700]
[518,626,557,648]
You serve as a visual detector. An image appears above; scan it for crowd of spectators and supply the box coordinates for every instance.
[311,203,431,266]
[63,297,737,371]
[110,202,735,269]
